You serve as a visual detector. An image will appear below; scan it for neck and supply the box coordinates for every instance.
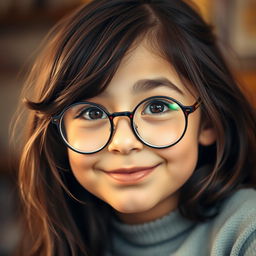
[115,192,179,224]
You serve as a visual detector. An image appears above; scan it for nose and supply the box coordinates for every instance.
[108,117,143,154]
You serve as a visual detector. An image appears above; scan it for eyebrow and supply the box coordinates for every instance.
[132,77,184,95]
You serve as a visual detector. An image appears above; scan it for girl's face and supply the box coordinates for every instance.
[68,41,215,224]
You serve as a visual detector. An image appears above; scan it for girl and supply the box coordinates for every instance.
[14,0,256,255]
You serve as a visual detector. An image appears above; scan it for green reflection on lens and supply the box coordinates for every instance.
[168,103,180,111]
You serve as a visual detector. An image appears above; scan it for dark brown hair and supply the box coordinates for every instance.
[14,0,256,255]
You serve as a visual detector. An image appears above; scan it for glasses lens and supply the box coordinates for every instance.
[133,98,186,147]
[60,103,111,153]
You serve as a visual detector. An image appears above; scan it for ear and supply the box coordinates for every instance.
[198,121,216,146]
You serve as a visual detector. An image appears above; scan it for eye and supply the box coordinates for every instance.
[142,100,170,115]
[77,107,107,120]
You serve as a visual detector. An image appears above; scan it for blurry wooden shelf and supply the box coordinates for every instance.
[235,69,256,106]
[0,5,80,27]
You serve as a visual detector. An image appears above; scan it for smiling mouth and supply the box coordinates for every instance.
[103,163,161,184]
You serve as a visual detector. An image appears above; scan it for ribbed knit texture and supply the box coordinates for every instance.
[105,189,256,256]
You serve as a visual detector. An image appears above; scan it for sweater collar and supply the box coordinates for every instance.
[111,210,194,246]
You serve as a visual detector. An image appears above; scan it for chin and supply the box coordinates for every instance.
[111,200,154,214]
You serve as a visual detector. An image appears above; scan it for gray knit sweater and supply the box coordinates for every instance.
[106,189,256,256]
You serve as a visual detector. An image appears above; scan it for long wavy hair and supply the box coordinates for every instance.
[13,0,256,255]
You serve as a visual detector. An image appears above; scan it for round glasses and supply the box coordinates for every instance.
[52,96,200,154]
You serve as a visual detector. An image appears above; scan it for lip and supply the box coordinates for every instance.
[102,163,161,184]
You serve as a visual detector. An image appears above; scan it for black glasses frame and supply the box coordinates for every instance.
[52,96,201,154]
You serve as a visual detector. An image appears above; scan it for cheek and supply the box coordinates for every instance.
[67,149,98,189]
[156,124,200,182]
[161,146,198,183]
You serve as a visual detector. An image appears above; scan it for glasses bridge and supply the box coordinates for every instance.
[109,111,133,120]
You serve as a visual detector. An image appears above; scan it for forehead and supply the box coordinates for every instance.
[96,41,197,104]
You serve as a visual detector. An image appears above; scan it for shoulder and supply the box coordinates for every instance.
[210,188,256,255]
[220,188,256,216]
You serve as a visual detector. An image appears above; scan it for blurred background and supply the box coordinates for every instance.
[0,0,255,255]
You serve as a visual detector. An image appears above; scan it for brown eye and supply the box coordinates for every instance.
[149,102,165,113]
[88,108,104,119]
[142,101,169,115]
[78,107,107,120]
